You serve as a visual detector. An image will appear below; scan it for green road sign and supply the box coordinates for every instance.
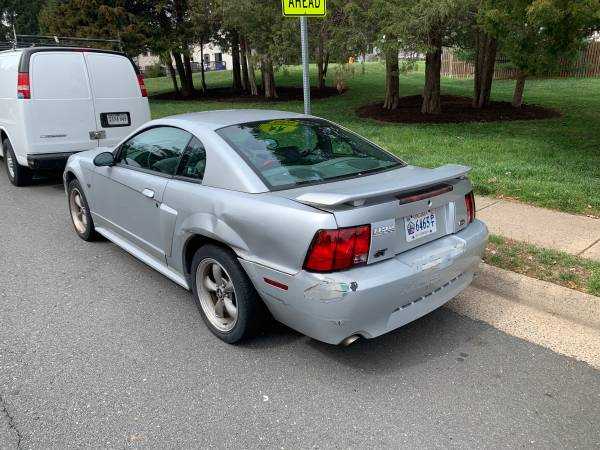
[282,0,326,17]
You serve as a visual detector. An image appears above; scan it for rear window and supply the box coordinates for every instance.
[85,52,139,99]
[30,52,90,100]
[216,119,403,189]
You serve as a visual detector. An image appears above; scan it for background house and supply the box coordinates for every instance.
[134,44,232,76]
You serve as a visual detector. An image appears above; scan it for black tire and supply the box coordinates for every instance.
[67,179,100,241]
[191,244,265,344]
[3,138,32,187]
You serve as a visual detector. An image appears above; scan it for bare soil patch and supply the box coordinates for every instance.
[356,95,561,124]
[151,86,344,102]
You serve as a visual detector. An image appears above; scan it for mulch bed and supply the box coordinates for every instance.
[150,86,344,102]
[356,95,561,124]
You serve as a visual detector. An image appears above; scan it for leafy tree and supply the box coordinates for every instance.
[133,0,196,96]
[403,0,472,114]
[459,0,499,109]
[308,0,359,90]
[220,0,299,99]
[189,0,221,92]
[481,0,600,107]
[450,1,499,109]
[39,0,145,55]
[0,0,47,40]
[371,0,407,110]
[371,0,470,113]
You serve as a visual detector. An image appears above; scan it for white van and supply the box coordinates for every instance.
[0,47,151,186]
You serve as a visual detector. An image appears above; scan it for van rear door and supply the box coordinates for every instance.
[83,52,151,147]
[27,51,97,155]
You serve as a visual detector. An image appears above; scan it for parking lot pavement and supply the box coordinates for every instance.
[1,169,599,449]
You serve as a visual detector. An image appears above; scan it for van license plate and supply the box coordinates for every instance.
[405,210,437,242]
[101,112,131,127]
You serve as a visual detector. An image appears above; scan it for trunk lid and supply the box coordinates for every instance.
[276,164,474,264]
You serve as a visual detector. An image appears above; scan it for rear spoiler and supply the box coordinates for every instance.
[292,164,471,207]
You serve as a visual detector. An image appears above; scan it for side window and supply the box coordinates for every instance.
[176,137,207,181]
[119,127,192,175]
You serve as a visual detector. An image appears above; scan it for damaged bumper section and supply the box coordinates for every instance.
[241,220,488,345]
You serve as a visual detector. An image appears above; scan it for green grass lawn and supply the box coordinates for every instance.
[146,63,600,216]
[485,235,600,297]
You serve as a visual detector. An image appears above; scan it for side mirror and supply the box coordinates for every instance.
[93,152,115,167]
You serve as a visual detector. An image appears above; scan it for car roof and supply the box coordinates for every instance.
[167,109,311,131]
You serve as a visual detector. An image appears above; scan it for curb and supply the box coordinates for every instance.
[472,264,600,331]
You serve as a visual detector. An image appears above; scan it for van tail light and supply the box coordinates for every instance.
[465,191,476,224]
[137,74,148,97]
[17,72,30,99]
[304,225,371,272]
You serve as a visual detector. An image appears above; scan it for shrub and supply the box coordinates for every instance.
[144,63,165,79]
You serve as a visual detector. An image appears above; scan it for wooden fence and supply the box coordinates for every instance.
[441,41,600,79]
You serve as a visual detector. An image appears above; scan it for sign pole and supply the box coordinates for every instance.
[300,16,311,115]
[282,0,325,115]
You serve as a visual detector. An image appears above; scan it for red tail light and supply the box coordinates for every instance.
[465,191,475,224]
[17,72,30,99]
[304,225,371,272]
[137,74,148,97]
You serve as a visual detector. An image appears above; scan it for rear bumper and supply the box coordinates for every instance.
[241,219,488,345]
[27,152,79,170]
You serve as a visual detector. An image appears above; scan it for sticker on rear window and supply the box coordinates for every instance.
[257,120,299,135]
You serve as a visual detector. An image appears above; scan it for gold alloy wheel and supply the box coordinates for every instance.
[69,188,88,235]
[196,258,238,332]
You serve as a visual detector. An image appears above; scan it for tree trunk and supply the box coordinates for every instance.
[231,31,242,93]
[383,46,400,110]
[316,36,326,90]
[172,50,190,97]
[472,30,482,108]
[240,36,250,92]
[182,50,195,95]
[422,37,442,115]
[473,30,497,108]
[512,71,526,108]
[261,55,277,99]
[245,41,258,96]
[163,54,179,94]
[199,39,207,93]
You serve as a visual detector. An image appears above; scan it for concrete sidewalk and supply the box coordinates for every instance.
[450,264,600,369]
[476,196,600,261]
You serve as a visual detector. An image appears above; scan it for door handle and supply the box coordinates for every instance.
[142,188,155,199]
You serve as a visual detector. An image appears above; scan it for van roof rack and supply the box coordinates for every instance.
[0,34,123,52]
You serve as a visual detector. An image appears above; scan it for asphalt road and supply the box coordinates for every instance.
[1,165,599,449]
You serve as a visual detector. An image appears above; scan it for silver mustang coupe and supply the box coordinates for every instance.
[64,110,488,345]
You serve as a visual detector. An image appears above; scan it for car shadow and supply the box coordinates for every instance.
[240,318,306,349]
[30,172,64,187]
[243,304,488,374]
[0,158,64,187]
[304,307,488,373]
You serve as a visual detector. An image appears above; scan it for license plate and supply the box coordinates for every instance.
[404,210,437,242]
[101,112,130,127]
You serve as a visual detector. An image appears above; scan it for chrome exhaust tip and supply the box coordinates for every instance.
[341,335,360,346]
